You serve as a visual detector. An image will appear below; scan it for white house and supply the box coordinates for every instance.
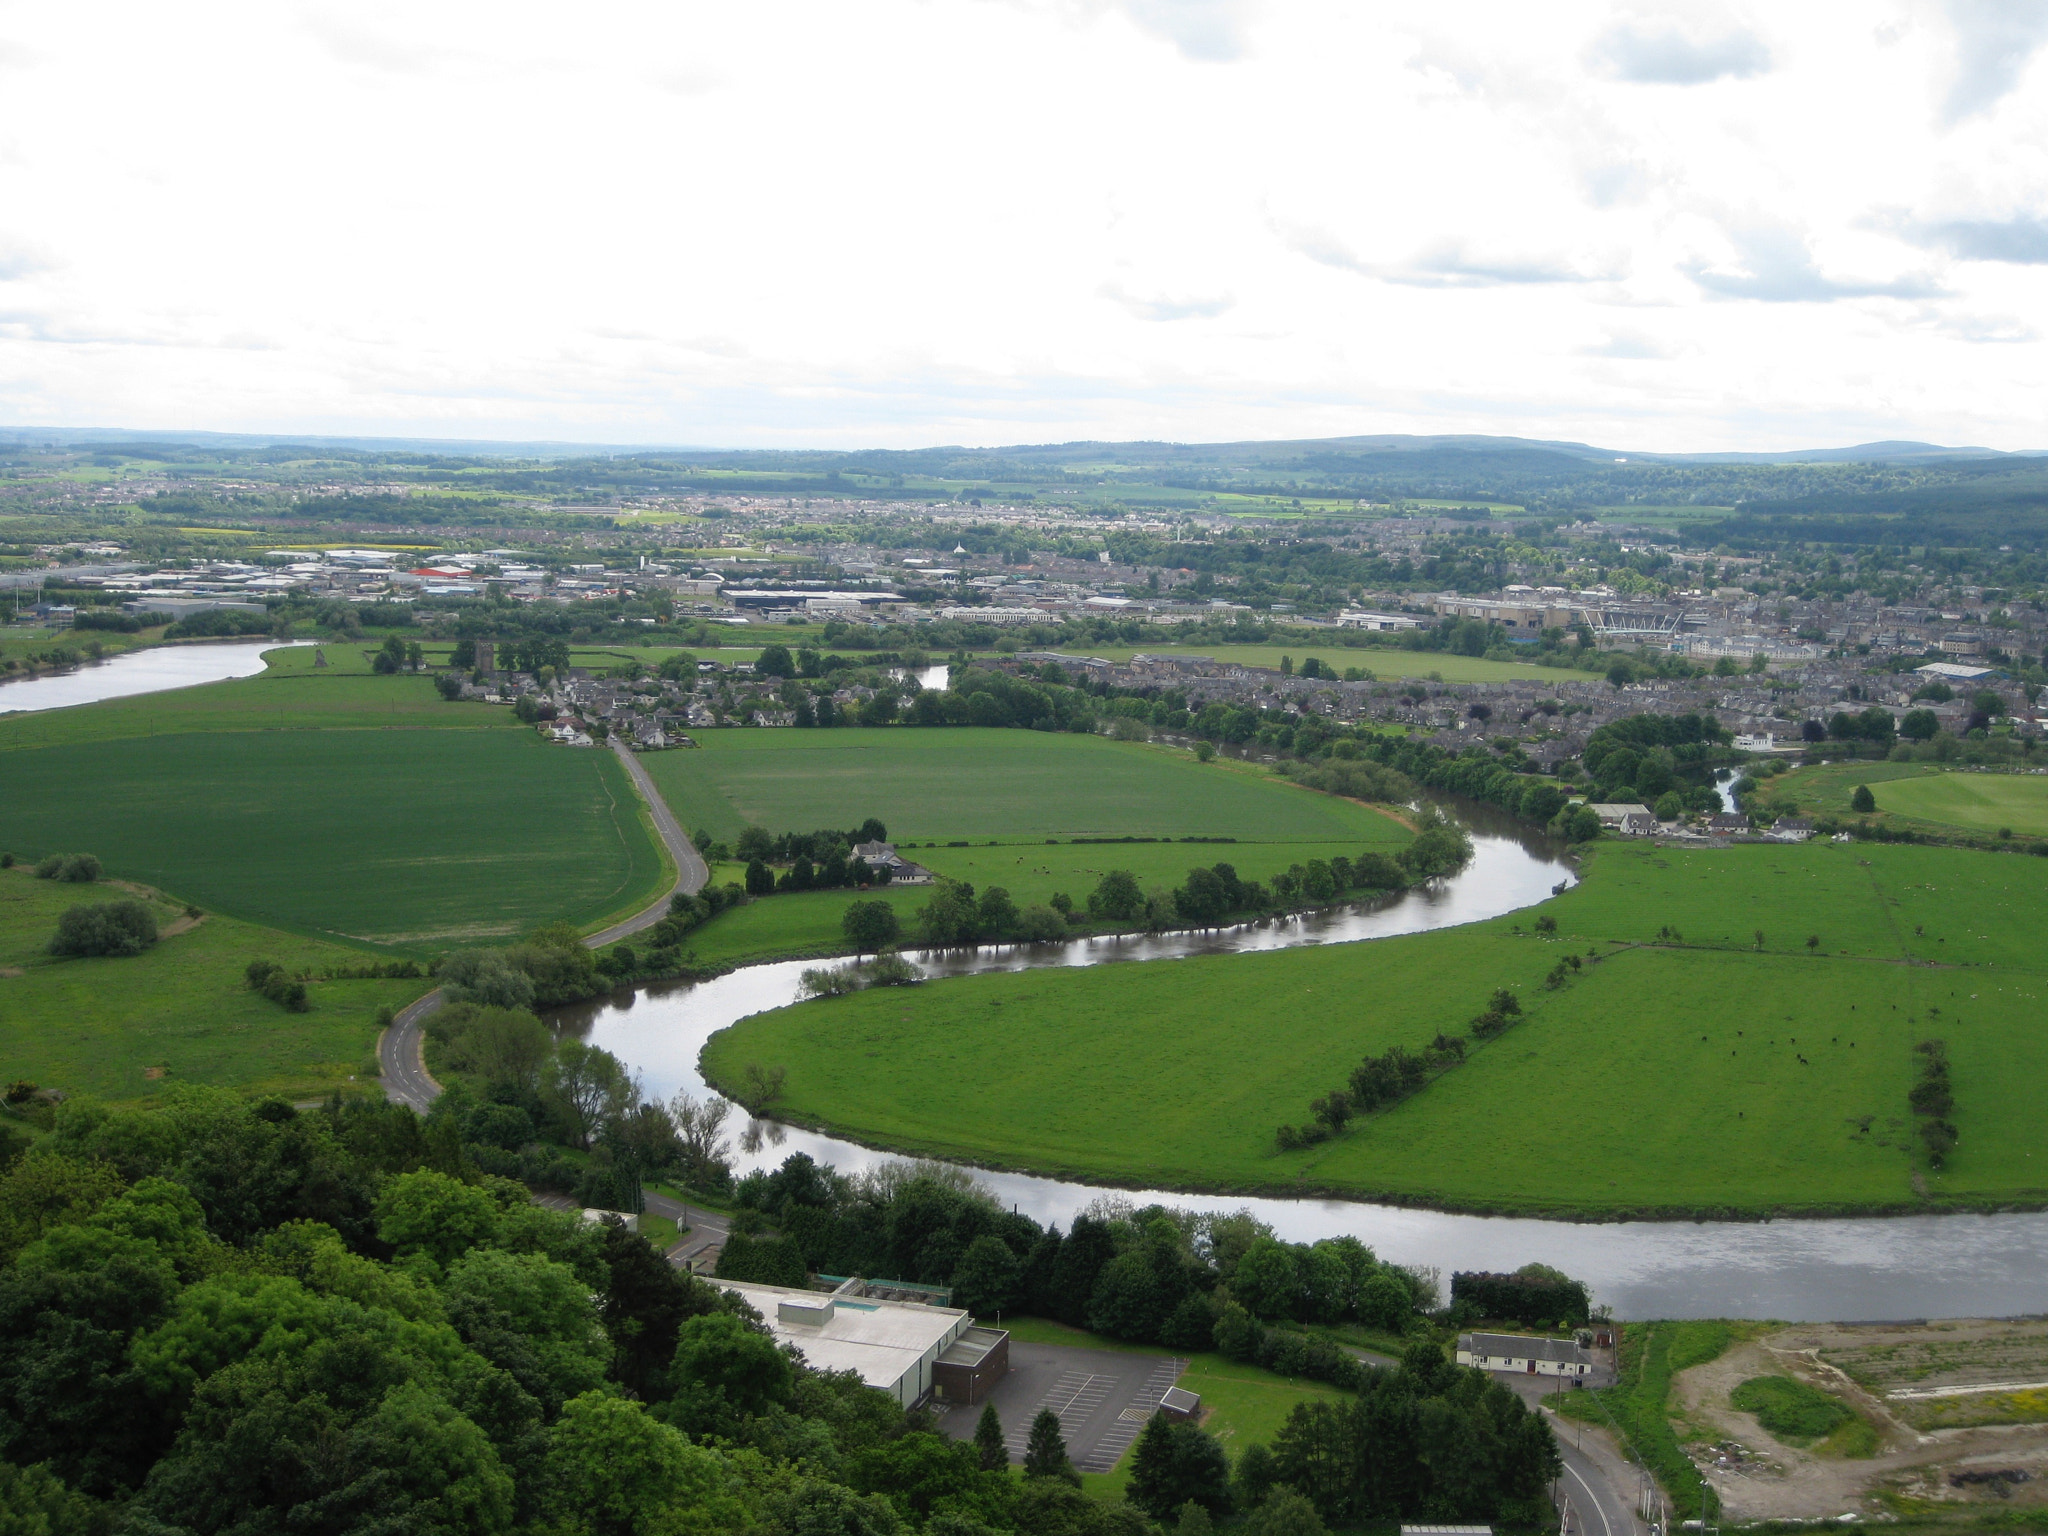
[1587,802,1656,836]
[1456,1332,1594,1378]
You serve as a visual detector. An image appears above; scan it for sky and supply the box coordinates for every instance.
[3,0,2048,453]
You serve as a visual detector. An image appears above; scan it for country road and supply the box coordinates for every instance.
[376,737,709,1112]
[1501,1376,1646,1536]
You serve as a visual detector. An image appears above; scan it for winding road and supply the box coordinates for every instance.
[376,737,709,1113]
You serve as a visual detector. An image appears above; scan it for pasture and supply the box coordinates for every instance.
[1754,759,2048,843]
[1869,770,2048,839]
[704,840,2048,1216]
[641,728,1408,844]
[0,729,667,949]
[0,865,423,1101]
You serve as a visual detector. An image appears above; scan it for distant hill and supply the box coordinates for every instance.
[0,425,2038,466]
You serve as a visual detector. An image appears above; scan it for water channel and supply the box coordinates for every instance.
[558,799,2048,1322]
[0,639,306,714]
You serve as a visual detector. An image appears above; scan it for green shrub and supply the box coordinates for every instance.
[1730,1375,1853,1444]
[49,899,159,957]
[32,852,103,882]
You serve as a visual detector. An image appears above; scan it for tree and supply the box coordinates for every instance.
[1900,708,1941,740]
[1246,1487,1328,1536]
[49,900,157,957]
[667,1309,794,1433]
[1128,1412,1233,1521]
[541,1041,635,1153]
[917,882,982,946]
[1023,1408,1079,1485]
[1851,784,1877,813]
[1087,870,1145,921]
[756,645,795,679]
[841,899,901,954]
[746,859,776,896]
[540,1392,735,1536]
[973,1403,1007,1472]
[950,1234,1021,1317]
[374,1169,502,1270]
[1232,1239,1300,1320]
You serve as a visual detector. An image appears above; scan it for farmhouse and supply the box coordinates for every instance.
[1455,1332,1594,1379]
[714,1278,1007,1407]
[852,840,935,885]
[1588,802,1656,836]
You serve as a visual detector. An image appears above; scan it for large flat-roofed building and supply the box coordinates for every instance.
[716,1279,1006,1408]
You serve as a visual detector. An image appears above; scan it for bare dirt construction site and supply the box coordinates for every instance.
[1670,1319,2048,1523]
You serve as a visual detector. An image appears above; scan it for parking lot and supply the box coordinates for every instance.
[938,1341,1186,1474]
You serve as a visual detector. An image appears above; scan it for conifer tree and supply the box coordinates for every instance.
[1023,1408,1079,1485]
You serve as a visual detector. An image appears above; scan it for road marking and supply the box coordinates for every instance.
[1567,1459,1616,1536]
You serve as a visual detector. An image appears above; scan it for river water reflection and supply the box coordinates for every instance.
[560,800,2048,1321]
[0,640,306,714]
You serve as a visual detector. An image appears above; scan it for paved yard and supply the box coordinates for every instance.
[939,1342,1186,1474]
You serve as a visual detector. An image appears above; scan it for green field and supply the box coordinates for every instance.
[642,729,1407,845]
[705,841,2048,1216]
[0,729,666,949]
[0,864,425,1101]
[1757,761,2048,842]
[0,650,669,949]
[1868,772,2048,838]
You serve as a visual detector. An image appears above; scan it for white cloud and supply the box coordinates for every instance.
[0,1,2043,450]
[1940,0,2048,122]
[1587,17,1772,84]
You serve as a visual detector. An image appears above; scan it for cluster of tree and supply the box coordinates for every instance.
[34,853,102,883]
[372,634,427,673]
[1909,1038,1957,1168]
[736,819,892,896]
[1278,991,1523,1150]
[1580,713,1733,814]
[69,610,145,633]
[48,900,158,958]
[162,606,277,639]
[799,951,923,998]
[1449,1268,1592,1328]
[720,1155,1432,1354]
[4,1088,1171,1536]
[243,958,309,1012]
[420,1005,741,1210]
[1248,1345,1561,1530]
[437,899,743,1016]
[917,881,1070,946]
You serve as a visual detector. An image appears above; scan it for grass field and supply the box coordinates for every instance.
[0,864,424,1101]
[641,729,1408,844]
[1756,760,2048,842]
[1869,772,2048,838]
[0,729,666,949]
[704,840,2048,1216]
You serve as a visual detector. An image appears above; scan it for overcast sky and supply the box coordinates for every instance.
[3,1,2048,452]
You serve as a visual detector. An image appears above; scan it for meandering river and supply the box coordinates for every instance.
[0,640,306,714]
[556,801,2048,1322]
